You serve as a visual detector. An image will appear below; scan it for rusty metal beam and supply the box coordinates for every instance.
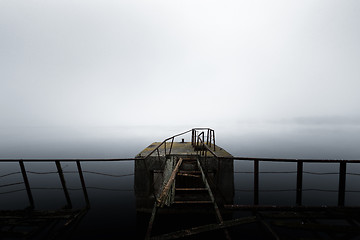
[150,216,256,240]
[256,214,280,240]
[196,159,231,240]
[145,202,158,240]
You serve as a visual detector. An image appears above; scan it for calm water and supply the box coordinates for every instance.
[1,126,360,239]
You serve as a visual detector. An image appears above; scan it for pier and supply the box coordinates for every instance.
[1,128,360,239]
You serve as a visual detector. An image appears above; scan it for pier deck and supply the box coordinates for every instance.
[137,142,232,158]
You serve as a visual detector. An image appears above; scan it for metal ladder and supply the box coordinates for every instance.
[145,156,231,240]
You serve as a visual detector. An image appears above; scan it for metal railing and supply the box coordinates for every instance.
[219,156,360,208]
[3,128,360,209]
[184,136,360,208]
[0,158,136,210]
[191,128,215,151]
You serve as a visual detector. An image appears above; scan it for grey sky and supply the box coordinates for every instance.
[1,1,360,159]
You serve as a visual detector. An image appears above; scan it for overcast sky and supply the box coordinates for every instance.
[1,1,360,158]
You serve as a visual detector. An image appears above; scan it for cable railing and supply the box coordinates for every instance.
[0,159,136,210]
[2,128,360,211]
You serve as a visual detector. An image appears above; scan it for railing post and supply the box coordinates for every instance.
[254,160,259,205]
[156,148,161,161]
[296,161,303,206]
[19,161,34,209]
[55,161,73,209]
[209,130,212,147]
[76,161,90,208]
[338,161,347,206]
[169,137,174,156]
[213,131,216,151]
[206,129,210,145]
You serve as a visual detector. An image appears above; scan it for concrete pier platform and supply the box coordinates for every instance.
[136,142,233,158]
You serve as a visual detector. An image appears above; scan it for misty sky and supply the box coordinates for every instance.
[1,1,360,158]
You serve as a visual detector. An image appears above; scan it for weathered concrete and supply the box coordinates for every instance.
[134,142,234,211]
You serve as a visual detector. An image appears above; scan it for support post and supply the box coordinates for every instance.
[338,161,347,206]
[206,129,210,145]
[76,161,90,208]
[213,131,216,151]
[19,161,34,209]
[296,161,303,206]
[55,161,72,209]
[209,130,212,148]
[169,137,174,156]
[156,148,161,161]
[192,129,195,146]
[254,160,259,205]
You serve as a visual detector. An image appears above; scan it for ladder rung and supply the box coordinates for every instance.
[175,188,207,191]
[177,173,200,178]
[179,171,200,173]
[182,159,197,162]
[173,201,212,204]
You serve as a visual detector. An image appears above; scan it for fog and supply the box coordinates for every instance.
[1,1,360,159]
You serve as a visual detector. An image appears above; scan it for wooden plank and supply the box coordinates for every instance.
[177,173,200,178]
[157,158,183,207]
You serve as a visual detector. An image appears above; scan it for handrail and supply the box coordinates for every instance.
[192,128,216,151]
[218,156,360,163]
[0,158,137,162]
[142,129,193,160]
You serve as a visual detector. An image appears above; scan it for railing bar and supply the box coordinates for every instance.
[0,158,137,162]
[254,160,259,205]
[19,160,34,209]
[169,137,174,156]
[338,162,347,206]
[156,148,161,162]
[221,157,360,163]
[76,160,90,208]
[296,161,303,206]
[55,161,72,209]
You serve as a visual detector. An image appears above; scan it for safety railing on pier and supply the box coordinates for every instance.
[198,139,360,208]
[2,128,360,210]
[0,158,136,210]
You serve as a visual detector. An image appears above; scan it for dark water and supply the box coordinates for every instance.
[1,126,360,239]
